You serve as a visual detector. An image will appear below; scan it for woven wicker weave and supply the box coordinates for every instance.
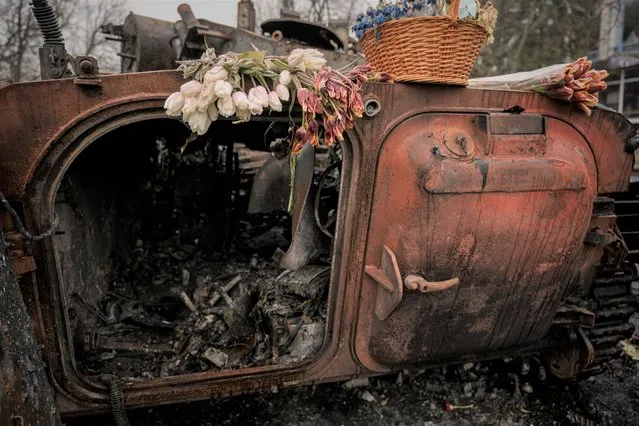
[360,1,488,85]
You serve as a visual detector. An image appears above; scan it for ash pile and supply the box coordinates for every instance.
[73,136,339,380]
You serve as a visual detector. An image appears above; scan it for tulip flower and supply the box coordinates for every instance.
[548,86,573,101]
[572,90,588,101]
[587,81,607,93]
[276,84,290,101]
[268,91,283,112]
[248,101,263,115]
[303,49,327,72]
[584,93,599,106]
[204,66,228,84]
[181,96,199,118]
[255,86,270,107]
[568,79,587,91]
[214,80,233,99]
[279,70,292,86]
[297,88,321,113]
[248,87,269,108]
[188,110,212,136]
[232,91,250,110]
[200,83,218,105]
[288,48,326,72]
[195,91,214,111]
[287,49,305,71]
[164,92,184,116]
[217,96,236,117]
[207,102,219,122]
[180,80,203,97]
[577,102,593,116]
[235,108,251,122]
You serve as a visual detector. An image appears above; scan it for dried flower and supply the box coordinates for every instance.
[587,80,607,93]
[287,49,305,70]
[307,119,319,147]
[214,80,233,98]
[549,86,574,101]
[268,91,283,112]
[181,96,198,118]
[207,102,219,122]
[248,101,263,115]
[235,108,251,122]
[200,83,218,105]
[518,57,609,115]
[248,87,269,108]
[187,110,212,136]
[279,70,292,86]
[217,96,236,117]
[196,90,216,111]
[568,79,587,91]
[572,90,588,101]
[276,84,290,101]
[180,80,203,97]
[255,86,270,107]
[232,91,250,110]
[164,92,184,116]
[297,88,321,113]
[204,66,228,84]
[288,48,327,72]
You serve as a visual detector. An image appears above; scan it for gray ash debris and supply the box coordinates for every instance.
[73,139,333,381]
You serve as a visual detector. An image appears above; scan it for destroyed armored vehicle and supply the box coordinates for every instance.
[1,1,639,420]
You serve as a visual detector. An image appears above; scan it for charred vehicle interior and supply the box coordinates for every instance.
[1,0,639,422]
[60,118,340,380]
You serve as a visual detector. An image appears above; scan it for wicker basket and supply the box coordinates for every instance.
[360,0,488,85]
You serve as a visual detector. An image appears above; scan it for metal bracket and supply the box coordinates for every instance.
[72,56,102,87]
[39,44,73,80]
[365,245,403,321]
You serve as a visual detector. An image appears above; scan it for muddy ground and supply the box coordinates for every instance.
[65,356,639,426]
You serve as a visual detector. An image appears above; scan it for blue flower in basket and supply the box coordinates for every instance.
[459,0,478,18]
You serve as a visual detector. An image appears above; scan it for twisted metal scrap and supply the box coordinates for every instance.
[0,190,58,240]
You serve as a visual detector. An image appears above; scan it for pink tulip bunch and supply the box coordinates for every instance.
[532,57,609,116]
[289,65,387,154]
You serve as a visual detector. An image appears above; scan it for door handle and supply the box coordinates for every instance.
[404,275,460,293]
[365,246,461,320]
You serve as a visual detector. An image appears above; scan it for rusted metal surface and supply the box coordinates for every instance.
[102,9,363,74]
[0,72,636,414]
[357,112,600,368]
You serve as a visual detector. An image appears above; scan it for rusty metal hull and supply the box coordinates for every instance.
[0,73,635,415]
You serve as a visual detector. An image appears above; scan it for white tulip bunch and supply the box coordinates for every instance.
[164,48,327,138]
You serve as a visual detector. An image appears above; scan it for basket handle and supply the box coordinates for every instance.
[446,0,462,19]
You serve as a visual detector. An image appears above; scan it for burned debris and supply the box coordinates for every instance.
[56,118,339,381]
